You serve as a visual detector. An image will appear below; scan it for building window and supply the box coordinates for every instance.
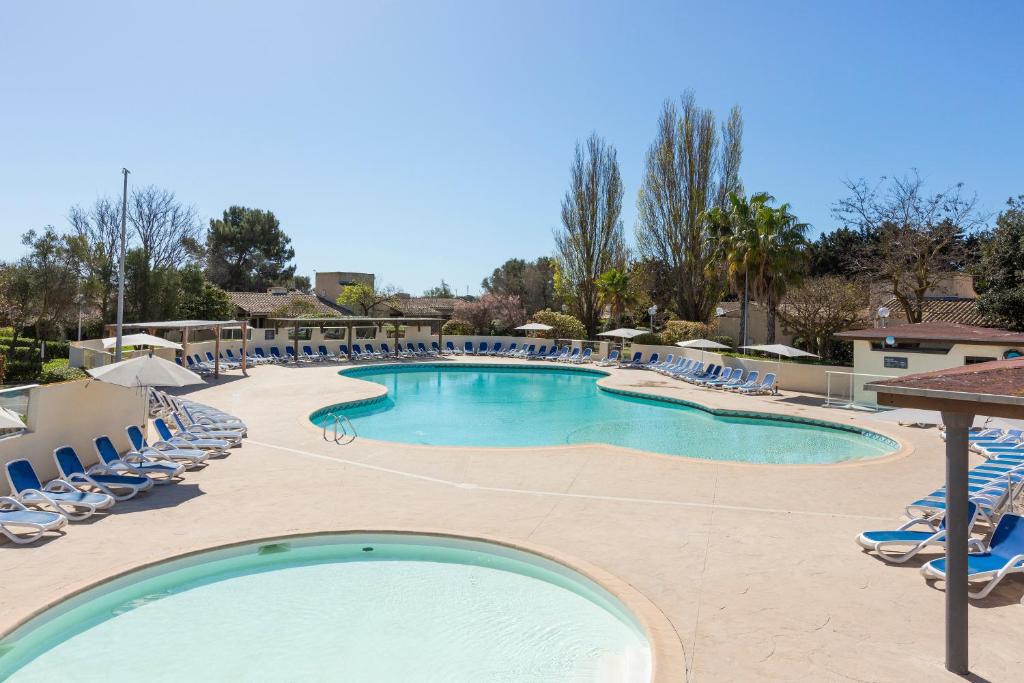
[323,327,346,340]
[355,326,377,340]
[965,356,996,365]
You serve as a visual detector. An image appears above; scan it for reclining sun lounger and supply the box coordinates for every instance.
[736,372,775,395]
[575,347,592,364]
[445,341,459,355]
[54,445,153,501]
[490,341,503,355]
[727,370,759,392]
[502,342,518,357]
[622,351,642,367]
[153,418,233,455]
[478,341,489,355]
[464,341,475,355]
[95,435,184,484]
[597,349,619,366]
[171,414,243,446]
[921,513,1024,599]
[126,425,210,467]
[563,348,580,363]
[5,458,115,521]
[0,496,67,544]
[857,502,982,563]
[642,353,661,370]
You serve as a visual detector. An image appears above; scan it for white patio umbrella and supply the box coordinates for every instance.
[597,328,648,339]
[740,343,819,394]
[675,338,731,365]
[0,407,26,429]
[514,322,554,332]
[87,352,204,389]
[100,333,182,350]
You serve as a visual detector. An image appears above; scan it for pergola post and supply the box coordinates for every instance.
[214,325,221,379]
[393,322,401,357]
[241,322,248,375]
[940,410,973,675]
[293,322,300,366]
[182,326,189,366]
[438,323,443,355]
[346,323,353,361]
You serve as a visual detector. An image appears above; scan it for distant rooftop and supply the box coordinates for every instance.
[880,296,993,327]
[835,321,1024,346]
[227,290,346,317]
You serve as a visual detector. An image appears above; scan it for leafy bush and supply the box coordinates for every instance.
[39,358,87,384]
[660,320,718,345]
[0,353,5,384]
[529,310,586,340]
[631,332,662,345]
[709,335,734,349]
[441,319,474,335]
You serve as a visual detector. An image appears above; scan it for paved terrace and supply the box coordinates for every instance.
[2,357,1022,681]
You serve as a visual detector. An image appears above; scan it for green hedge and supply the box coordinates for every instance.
[39,358,87,384]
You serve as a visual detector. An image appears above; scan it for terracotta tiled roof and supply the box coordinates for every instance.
[869,358,1024,399]
[835,321,1024,345]
[883,297,993,327]
[389,297,460,317]
[227,291,345,317]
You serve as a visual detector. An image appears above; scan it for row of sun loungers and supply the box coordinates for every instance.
[602,351,777,395]
[856,443,1024,599]
[441,341,593,364]
[0,392,246,545]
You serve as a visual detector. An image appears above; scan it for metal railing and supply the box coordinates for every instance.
[823,371,897,411]
[322,413,357,444]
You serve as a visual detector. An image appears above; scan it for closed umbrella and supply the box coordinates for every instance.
[0,407,26,429]
[87,352,204,389]
[740,344,819,394]
[675,338,731,365]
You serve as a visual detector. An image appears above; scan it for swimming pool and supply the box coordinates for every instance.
[313,365,896,463]
[0,533,651,681]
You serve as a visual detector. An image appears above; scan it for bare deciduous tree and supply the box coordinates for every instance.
[777,276,868,361]
[554,133,625,337]
[129,185,202,270]
[636,93,743,322]
[832,171,986,323]
[68,197,122,322]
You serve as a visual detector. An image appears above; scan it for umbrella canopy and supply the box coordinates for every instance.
[740,343,818,358]
[675,338,731,350]
[514,322,554,331]
[100,333,182,350]
[597,328,648,339]
[0,407,26,429]
[87,353,204,388]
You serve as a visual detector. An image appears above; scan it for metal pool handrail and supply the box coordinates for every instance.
[323,413,357,444]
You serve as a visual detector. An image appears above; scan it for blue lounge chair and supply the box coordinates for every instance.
[736,372,775,395]
[551,346,569,361]
[564,348,580,363]
[597,349,619,366]
[663,358,689,375]
[478,341,489,355]
[381,343,396,357]
[365,343,382,358]
[529,345,545,359]
[857,502,981,563]
[254,347,271,363]
[428,341,440,355]
[300,345,320,362]
[687,364,717,383]
[654,354,674,371]
[5,459,114,520]
[464,341,475,355]
[642,353,661,370]
[94,435,183,484]
[503,342,518,357]
[442,341,456,355]
[417,342,432,356]
[673,361,702,379]
[727,370,759,392]
[622,351,643,367]
[701,367,733,387]
[54,445,153,501]
[921,513,1024,599]
[318,345,336,361]
[490,341,503,355]
[575,348,592,364]
[153,418,233,454]
[520,344,536,358]
[0,496,66,544]
[715,369,746,390]
[126,425,209,468]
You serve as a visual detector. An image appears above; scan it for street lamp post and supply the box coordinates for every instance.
[114,168,130,362]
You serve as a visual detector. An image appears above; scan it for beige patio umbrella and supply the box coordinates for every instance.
[0,407,26,429]
[675,338,731,364]
[740,343,819,394]
[87,352,203,388]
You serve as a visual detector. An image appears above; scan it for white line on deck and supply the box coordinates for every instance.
[248,439,892,522]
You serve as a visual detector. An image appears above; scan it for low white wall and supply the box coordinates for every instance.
[0,379,147,495]
[625,343,844,395]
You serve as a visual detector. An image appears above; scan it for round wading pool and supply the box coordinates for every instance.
[312,365,897,464]
[0,534,652,682]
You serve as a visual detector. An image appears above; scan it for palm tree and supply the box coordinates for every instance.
[595,267,635,322]
[748,203,809,343]
[706,191,773,347]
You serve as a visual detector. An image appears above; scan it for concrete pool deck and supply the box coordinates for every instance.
[2,356,1022,681]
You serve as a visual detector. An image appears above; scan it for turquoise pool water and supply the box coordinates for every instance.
[0,534,651,682]
[314,365,895,464]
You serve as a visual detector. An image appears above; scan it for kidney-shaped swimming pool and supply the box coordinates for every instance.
[311,365,896,464]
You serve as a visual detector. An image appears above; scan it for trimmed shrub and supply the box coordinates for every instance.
[631,332,663,345]
[529,310,586,340]
[660,320,718,345]
[39,358,86,384]
[441,319,473,335]
[709,335,735,349]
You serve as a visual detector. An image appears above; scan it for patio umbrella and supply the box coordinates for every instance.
[597,328,649,354]
[87,352,204,389]
[100,333,182,350]
[514,322,553,332]
[740,343,819,394]
[0,407,26,429]
[675,338,731,365]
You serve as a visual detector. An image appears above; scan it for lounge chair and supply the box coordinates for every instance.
[857,502,982,563]
[642,353,661,370]
[5,459,115,521]
[428,342,440,355]
[445,341,459,355]
[563,348,580,363]
[736,372,775,395]
[597,349,620,367]
[520,344,536,358]
[921,513,1024,599]
[529,345,545,359]
[672,361,703,379]
[575,348,592,364]
[153,418,234,454]
[54,445,153,501]
[300,345,321,362]
[417,343,432,357]
[317,345,337,361]
[171,414,243,446]
[185,355,210,376]
[269,347,286,362]
[502,342,518,357]
[714,369,746,390]
[662,358,689,376]
[206,351,237,369]
[490,341,503,355]
[620,351,642,367]
[700,367,733,387]
[126,425,210,468]
[177,404,246,435]
[478,341,489,355]
[727,370,759,392]
[0,496,67,544]
[464,341,475,355]
[94,435,184,484]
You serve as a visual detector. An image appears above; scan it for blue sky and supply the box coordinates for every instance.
[1,2,1020,295]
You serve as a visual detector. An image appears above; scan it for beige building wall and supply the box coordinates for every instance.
[0,380,147,495]
[314,272,375,303]
[715,306,795,347]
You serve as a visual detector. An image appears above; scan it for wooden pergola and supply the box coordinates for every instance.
[108,319,248,379]
[266,316,446,363]
[866,358,1024,675]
